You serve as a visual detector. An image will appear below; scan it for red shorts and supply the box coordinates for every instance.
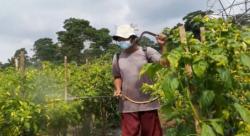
[121,110,163,136]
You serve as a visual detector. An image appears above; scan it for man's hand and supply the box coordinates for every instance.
[156,33,166,46]
[160,58,170,67]
[114,89,122,97]
[114,77,122,97]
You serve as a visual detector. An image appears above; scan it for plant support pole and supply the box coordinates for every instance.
[200,27,205,43]
[19,51,25,74]
[15,57,18,71]
[179,25,201,135]
[64,56,68,101]
[19,51,25,98]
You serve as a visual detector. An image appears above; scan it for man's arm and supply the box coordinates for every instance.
[156,33,166,54]
[156,33,191,75]
[112,54,122,97]
[114,77,122,97]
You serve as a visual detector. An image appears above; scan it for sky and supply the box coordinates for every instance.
[0,0,210,63]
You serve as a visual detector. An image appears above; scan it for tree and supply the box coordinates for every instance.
[183,10,213,39]
[7,48,30,67]
[83,28,113,60]
[57,18,95,63]
[0,62,3,68]
[33,38,61,62]
[91,28,112,50]
[139,36,159,51]
[57,18,113,64]
[233,14,250,26]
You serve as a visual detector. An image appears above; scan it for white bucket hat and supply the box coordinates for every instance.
[113,24,136,40]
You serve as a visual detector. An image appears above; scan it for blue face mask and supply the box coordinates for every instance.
[118,41,131,49]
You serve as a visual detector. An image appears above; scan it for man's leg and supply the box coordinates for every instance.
[121,112,140,136]
[140,110,163,136]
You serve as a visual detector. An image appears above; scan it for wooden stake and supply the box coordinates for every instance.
[200,27,205,42]
[64,56,68,101]
[86,58,88,64]
[19,51,25,73]
[15,57,18,71]
[19,51,26,98]
[178,25,201,135]
[179,25,187,44]
[179,25,189,53]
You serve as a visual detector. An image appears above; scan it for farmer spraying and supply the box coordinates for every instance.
[112,24,166,136]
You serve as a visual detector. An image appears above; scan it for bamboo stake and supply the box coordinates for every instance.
[179,25,201,135]
[19,51,25,98]
[86,58,88,64]
[15,57,18,71]
[19,51,25,73]
[179,25,187,45]
[200,27,205,42]
[64,56,68,101]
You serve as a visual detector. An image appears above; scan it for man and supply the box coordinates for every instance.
[112,24,166,136]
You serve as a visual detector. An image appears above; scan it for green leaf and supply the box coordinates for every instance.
[199,90,215,109]
[240,54,250,69]
[161,106,179,120]
[209,120,224,135]
[192,60,208,78]
[24,122,30,130]
[167,47,182,68]
[242,32,250,45]
[209,54,228,66]
[161,74,179,103]
[140,63,162,79]
[201,123,216,136]
[246,92,250,101]
[162,76,179,92]
[222,110,230,120]
[217,68,233,89]
[234,103,250,124]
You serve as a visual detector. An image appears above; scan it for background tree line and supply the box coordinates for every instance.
[0,17,157,69]
[1,10,248,68]
[0,18,117,68]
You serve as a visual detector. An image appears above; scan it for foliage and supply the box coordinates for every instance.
[56,18,112,64]
[4,48,31,68]
[183,10,213,40]
[139,36,159,51]
[0,55,118,135]
[0,92,45,136]
[142,16,250,135]
[1,11,249,136]
[33,38,61,62]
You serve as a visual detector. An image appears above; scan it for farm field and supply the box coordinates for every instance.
[0,5,249,136]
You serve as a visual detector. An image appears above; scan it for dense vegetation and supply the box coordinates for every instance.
[0,11,249,136]
[0,54,119,136]
[142,16,250,135]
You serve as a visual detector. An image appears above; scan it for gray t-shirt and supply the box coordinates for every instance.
[112,46,161,113]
